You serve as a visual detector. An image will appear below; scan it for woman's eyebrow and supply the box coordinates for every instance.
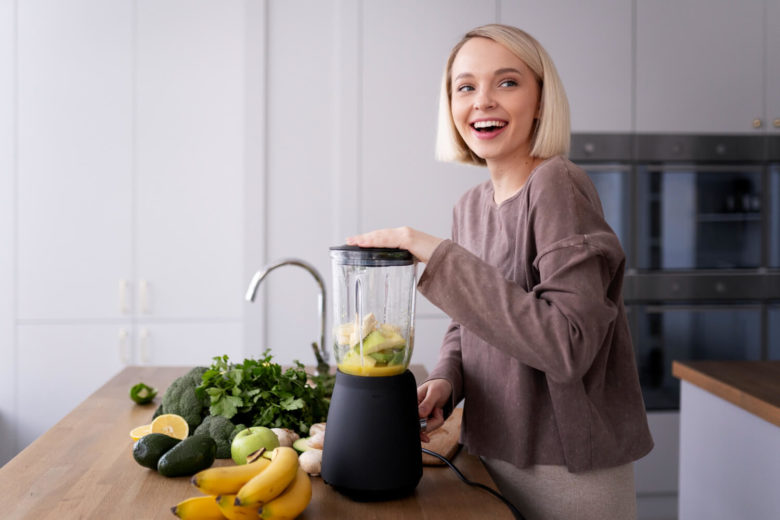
[495,67,524,76]
[453,67,524,82]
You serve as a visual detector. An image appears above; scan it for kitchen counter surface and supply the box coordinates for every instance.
[0,365,513,519]
[672,360,780,427]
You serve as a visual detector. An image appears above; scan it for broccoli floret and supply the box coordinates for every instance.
[158,366,209,432]
[193,415,246,459]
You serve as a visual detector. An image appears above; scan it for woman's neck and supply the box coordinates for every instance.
[488,155,543,205]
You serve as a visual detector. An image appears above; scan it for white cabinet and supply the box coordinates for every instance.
[768,0,780,133]
[12,0,247,452]
[0,0,16,467]
[501,0,634,133]
[16,0,135,322]
[16,324,127,447]
[636,0,766,134]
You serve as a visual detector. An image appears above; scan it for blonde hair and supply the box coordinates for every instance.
[435,24,570,165]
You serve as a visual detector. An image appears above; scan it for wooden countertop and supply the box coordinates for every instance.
[0,366,513,519]
[672,360,780,428]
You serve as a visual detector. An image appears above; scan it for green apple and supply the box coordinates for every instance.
[230,426,280,465]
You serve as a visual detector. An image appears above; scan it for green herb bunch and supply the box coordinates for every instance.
[196,352,330,436]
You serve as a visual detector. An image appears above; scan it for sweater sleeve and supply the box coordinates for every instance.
[425,319,464,412]
[418,164,623,384]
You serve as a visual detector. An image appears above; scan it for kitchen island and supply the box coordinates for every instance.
[0,366,513,519]
[673,360,780,520]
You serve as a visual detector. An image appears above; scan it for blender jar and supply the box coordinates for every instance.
[329,246,416,377]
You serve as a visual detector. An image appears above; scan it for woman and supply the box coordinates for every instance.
[347,24,652,519]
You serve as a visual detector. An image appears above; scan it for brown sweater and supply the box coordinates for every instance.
[419,155,653,473]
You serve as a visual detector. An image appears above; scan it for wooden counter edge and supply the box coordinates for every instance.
[672,361,780,428]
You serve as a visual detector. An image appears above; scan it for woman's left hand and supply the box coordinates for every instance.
[346,226,443,264]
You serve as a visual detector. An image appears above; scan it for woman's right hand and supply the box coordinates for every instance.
[417,378,452,443]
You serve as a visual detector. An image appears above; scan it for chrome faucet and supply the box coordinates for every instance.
[245,258,329,375]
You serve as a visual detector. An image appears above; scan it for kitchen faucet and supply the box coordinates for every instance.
[245,258,330,375]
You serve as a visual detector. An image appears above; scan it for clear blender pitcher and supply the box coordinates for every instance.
[329,246,416,376]
[322,245,423,500]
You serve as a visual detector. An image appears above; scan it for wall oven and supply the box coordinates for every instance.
[572,134,780,410]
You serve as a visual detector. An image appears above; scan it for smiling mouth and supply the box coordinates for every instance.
[471,120,507,132]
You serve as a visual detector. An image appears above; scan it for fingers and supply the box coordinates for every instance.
[419,407,445,443]
[345,228,405,249]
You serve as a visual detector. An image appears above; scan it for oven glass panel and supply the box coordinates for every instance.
[585,166,631,262]
[770,164,780,268]
[637,166,763,269]
[634,305,762,410]
[769,304,780,360]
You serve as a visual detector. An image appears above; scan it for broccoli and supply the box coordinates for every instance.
[193,415,246,458]
[156,366,210,432]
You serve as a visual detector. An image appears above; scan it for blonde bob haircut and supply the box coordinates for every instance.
[435,24,571,165]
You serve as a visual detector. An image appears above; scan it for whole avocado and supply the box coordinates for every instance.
[157,435,216,477]
[132,433,181,469]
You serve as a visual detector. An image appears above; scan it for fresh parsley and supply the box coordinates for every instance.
[196,352,330,436]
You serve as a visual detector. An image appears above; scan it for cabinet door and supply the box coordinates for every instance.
[502,0,633,133]
[0,0,15,466]
[16,323,127,450]
[636,0,764,134]
[768,0,780,133]
[16,0,134,321]
[134,322,244,366]
[135,0,245,321]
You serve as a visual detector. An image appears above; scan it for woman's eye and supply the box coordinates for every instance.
[499,79,518,87]
[456,84,474,92]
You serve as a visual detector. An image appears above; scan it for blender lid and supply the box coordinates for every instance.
[330,245,414,266]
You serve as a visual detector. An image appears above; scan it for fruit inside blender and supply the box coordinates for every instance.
[335,312,409,376]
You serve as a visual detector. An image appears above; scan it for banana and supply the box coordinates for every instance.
[170,495,225,519]
[259,466,312,520]
[234,447,299,507]
[191,456,272,495]
[215,494,260,520]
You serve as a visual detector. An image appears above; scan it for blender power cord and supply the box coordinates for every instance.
[421,448,526,520]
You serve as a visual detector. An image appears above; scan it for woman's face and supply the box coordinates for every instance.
[449,37,541,164]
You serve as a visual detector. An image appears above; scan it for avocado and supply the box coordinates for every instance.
[368,350,395,365]
[292,437,311,453]
[157,434,216,477]
[358,330,405,355]
[132,433,181,469]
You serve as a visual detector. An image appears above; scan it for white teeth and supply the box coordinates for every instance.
[472,120,507,129]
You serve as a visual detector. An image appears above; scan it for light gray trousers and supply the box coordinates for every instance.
[481,457,638,520]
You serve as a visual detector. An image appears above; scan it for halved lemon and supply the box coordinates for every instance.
[130,423,152,441]
[150,414,189,440]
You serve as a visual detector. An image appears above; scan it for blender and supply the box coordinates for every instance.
[321,245,423,500]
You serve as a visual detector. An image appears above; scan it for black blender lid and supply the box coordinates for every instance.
[330,245,414,266]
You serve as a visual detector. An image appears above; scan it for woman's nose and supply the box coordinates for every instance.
[473,87,496,110]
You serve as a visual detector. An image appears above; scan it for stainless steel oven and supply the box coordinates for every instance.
[572,134,780,410]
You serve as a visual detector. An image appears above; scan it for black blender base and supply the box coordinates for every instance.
[321,369,423,501]
[324,482,418,502]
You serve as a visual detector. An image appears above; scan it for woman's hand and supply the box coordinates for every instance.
[417,378,452,442]
[346,226,443,264]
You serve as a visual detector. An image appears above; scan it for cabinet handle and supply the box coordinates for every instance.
[119,279,131,314]
[752,118,763,129]
[119,328,130,364]
[139,280,151,314]
[139,328,150,364]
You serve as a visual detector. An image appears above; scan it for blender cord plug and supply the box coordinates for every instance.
[420,447,525,520]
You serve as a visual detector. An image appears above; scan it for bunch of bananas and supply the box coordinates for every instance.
[171,447,311,520]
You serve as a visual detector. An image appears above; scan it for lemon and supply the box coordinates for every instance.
[150,413,189,440]
[129,423,152,441]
